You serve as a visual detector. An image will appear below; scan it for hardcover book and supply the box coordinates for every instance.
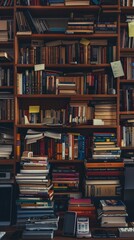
[100,200,126,211]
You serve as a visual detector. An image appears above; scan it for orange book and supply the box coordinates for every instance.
[16,133,21,160]
[85,162,124,168]
[68,206,95,211]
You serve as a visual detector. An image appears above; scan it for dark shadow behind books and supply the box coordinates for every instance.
[0,184,16,226]
[124,166,134,221]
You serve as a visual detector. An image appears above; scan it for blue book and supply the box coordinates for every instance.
[78,135,85,160]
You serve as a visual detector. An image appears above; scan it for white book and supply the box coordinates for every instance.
[16,174,47,179]
[85,179,120,185]
[20,169,49,174]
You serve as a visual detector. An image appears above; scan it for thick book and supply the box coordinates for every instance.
[86,184,121,197]
[22,230,54,239]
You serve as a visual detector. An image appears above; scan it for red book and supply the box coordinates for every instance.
[69,198,92,205]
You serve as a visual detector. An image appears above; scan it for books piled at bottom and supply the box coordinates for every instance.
[98,199,128,227]
[22,215,59,239]
[68,198,96,227]
[15,152,59,239]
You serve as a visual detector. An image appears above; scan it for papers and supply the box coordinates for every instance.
[25,129,62,144]
[128,22,134,37]
[110,60,124,78]
[34,64,45,71]
[29,106,40,113]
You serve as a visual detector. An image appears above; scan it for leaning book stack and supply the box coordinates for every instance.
[15,152,59,239]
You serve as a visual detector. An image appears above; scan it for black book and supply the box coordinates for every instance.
[24,10,38,33]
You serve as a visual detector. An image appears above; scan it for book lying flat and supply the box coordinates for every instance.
[100,199,126,211]
[0,52,13,62]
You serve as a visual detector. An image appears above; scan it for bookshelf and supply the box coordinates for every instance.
[14,0,123,230]
[1,0,134,238]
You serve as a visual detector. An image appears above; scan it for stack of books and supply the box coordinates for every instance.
[94,21,117,34]
[52,164,80,216]
[98,199,128,227]
[15,151,59,239]
[68,198,96,226]
[0,127,14,159]
[84,132,124,199]
[66,16,94,34]
[94,102,117,126]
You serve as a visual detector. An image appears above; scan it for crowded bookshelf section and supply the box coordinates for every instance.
[1,0,134,239]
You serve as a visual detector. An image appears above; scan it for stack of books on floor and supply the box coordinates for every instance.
[52,164,80,193]
[23,215,59,239]
[52,164,80,217]
[15,151,59,239]
[98,199,128,227]
[92,132,122,161]
[68,198,96,226]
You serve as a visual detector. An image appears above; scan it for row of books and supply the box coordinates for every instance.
[17,0,90,5]
[121,0,134,6]
[17,70,115,95]
[0,93,14,121]
[16,0,118,6]
[121,125,134,147]
[120,28,134,49]
[16,9,117,35]
[0,67,13,87]
[19,102,119,127]
[120,87,134,111]
[92,102,117,126]
[23,129,125,160]
[0,0,13,6]
[98,199,128,227]
[18,41,117,65]
[24,129,87,160]
[20,103,93,125]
